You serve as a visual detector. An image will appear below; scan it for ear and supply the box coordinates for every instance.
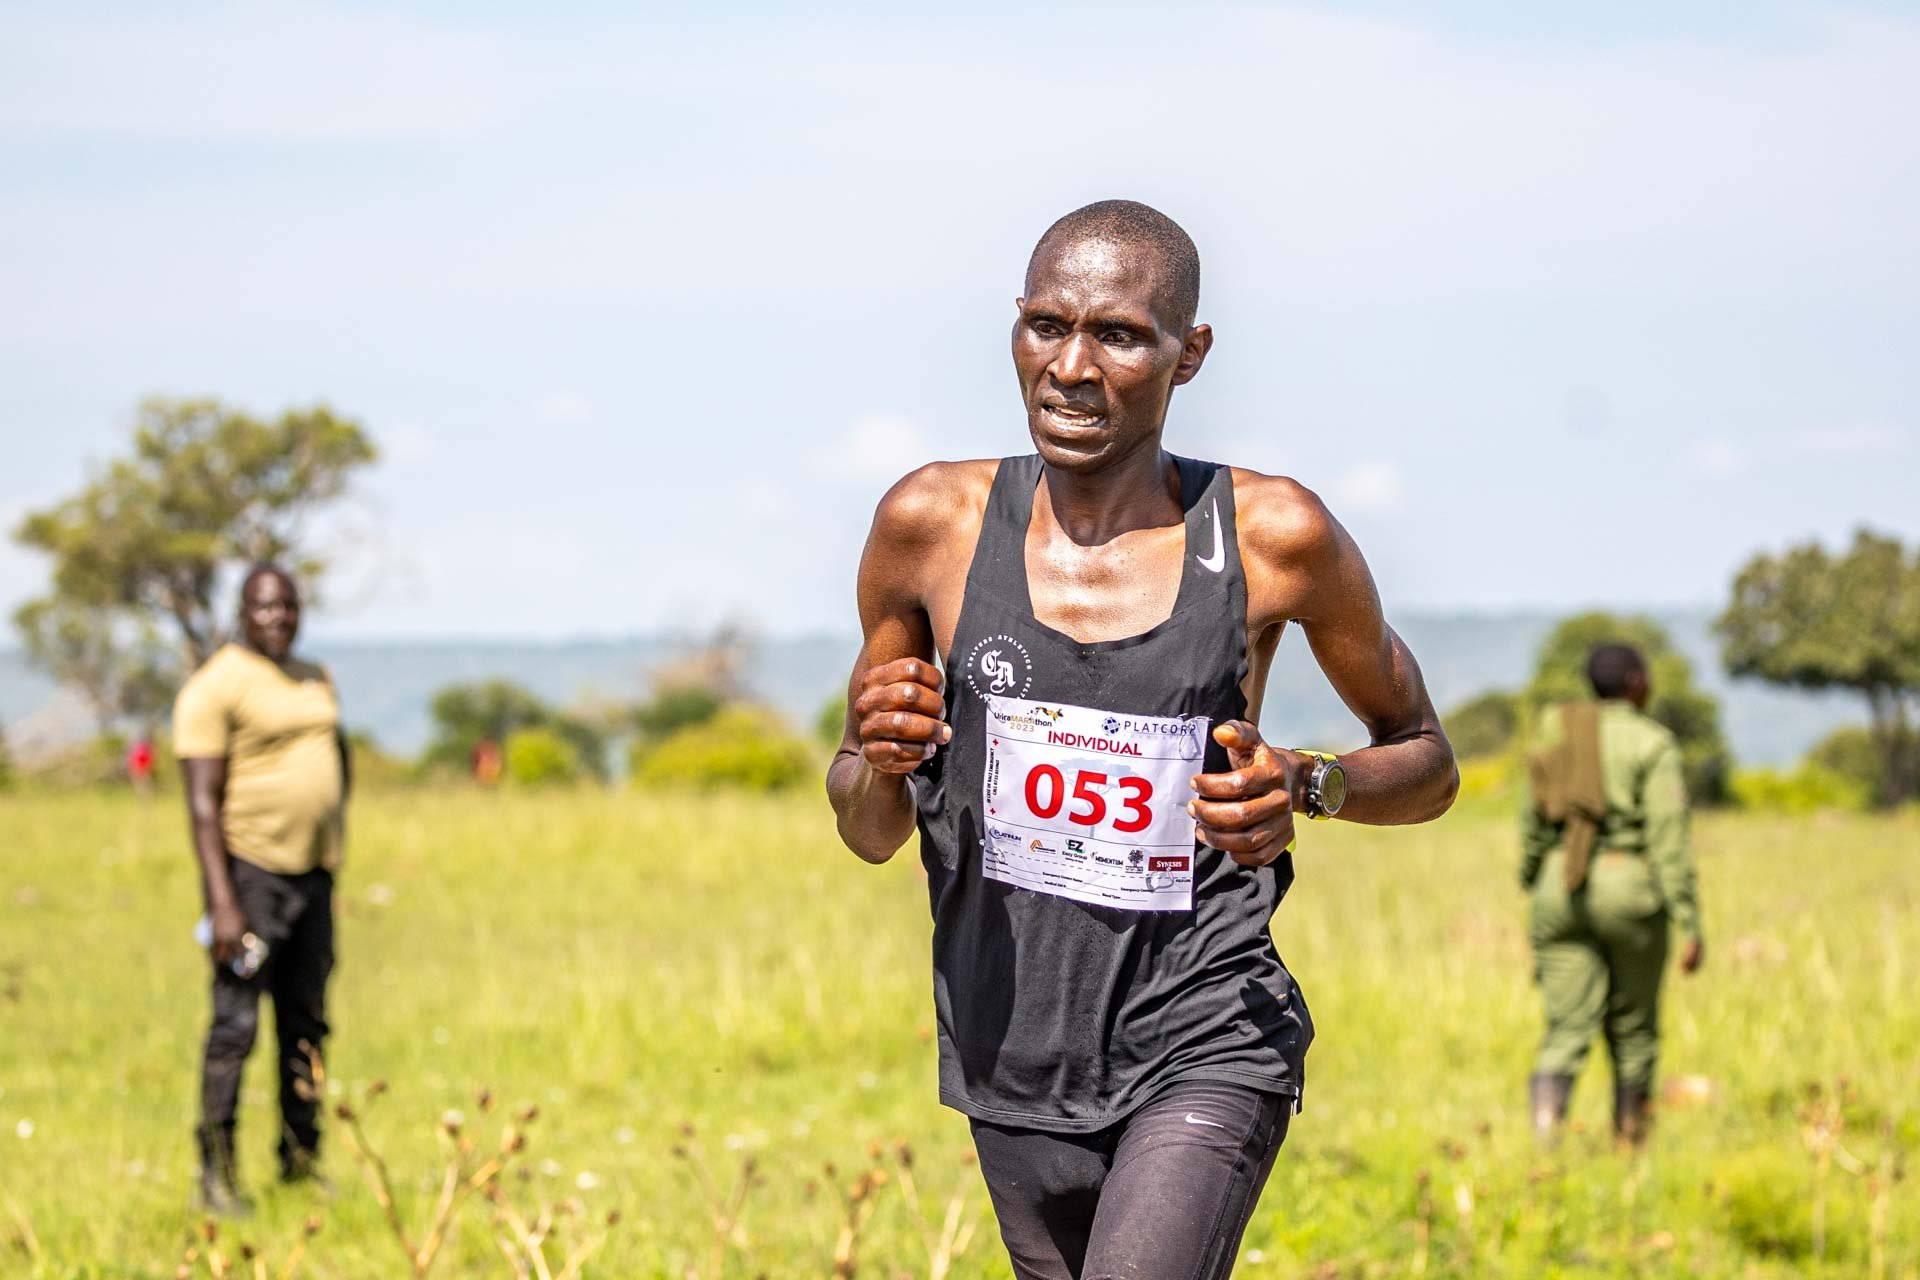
[1170,323,1213,386]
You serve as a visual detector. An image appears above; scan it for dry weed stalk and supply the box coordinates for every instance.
[175,1216,320,1280]
[1,1184,40,1262]
[489,1188,619,1280]
[319,1049,534,1279]
[884,1139,980,1280]
[671,1122,761,1279]
[1410,1168,1432,1276]
[828,1158,888,1280]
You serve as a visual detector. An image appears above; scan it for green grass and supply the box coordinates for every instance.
[1,785,1916,1277]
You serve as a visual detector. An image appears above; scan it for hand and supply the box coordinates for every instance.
[1680,937,1705,975]
[209,900,249,967]
[852,658,951,774]
[1188,720,1310,868]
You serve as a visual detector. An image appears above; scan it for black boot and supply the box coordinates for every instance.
[1529,1072,1574,1142]
[1614,1084,1652,1148]
[194,1125,254,1218]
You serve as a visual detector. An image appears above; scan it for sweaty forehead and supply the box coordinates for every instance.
[243,571,297,604]
[1026,235,1181,326]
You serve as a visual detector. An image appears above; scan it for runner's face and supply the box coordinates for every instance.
[240,574,300,661]
[1013,238,1199,470]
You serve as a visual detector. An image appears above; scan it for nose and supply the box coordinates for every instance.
[1050,332,1101,388]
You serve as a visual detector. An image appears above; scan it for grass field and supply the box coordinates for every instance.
[2,784,1916,1278]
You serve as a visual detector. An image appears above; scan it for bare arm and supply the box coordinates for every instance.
[1243,476,1457,826]
[825,467,970,863]
[182,756,247,963]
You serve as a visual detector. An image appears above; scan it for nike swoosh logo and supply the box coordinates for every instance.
[1184,1112,1227,1129]
[1195,498,1225,573]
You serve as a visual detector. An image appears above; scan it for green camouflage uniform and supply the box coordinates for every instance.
[1522,701,1701,1094]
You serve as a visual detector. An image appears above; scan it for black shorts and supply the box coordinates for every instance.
[969,1079,1290,1280]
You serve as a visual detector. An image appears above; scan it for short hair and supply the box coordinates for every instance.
[1027,199,1201,330]
[1586,644,1646,699]
[238,562,297,603]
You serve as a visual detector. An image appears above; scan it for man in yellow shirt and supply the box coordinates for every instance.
[173,566,350,1214]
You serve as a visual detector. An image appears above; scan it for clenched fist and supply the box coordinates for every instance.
[853,658,952,774]
[1187,720,1312,868]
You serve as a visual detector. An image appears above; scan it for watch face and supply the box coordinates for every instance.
[1319,762,1348,815]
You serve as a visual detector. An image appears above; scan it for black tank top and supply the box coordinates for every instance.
[914,453,1314,1132]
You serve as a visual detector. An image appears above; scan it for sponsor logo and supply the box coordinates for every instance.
[987,703,1064,734]
[1092,854,1124,866]
[965,633,1033,701]
[1126,849,1144,871]
[1066,839,1086,853]
[1184,1112,1227,1129]
[987,826,1020,843]
[1102,716,1121,734]
[1027,838,1056,854]
[1195,498,1226,573]
[1148,855,1190,872]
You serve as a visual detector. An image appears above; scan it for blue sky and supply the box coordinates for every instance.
[2,2,1915,639]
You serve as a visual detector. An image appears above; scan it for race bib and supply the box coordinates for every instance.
[980,696,1210,912]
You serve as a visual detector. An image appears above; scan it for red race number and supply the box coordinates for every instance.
[1025,763,1065,819]
[1022,766,1154,832]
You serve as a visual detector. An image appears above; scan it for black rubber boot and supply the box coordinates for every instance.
[1529,1072,1574,1142]
[1614,1084,1652,1148]
[194,1125,254,1217]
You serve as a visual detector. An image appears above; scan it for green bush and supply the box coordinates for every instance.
[815,693,848,748]
[634,682,724,744]
[1730,765,1872,814]
[503,727,584,786]
[1809,724,1916,807]
[633,706,813,791]
[1444,689,1521,759]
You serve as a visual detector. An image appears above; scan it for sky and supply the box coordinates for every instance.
[1,1,1916,640]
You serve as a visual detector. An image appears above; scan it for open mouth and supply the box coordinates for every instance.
[1039,401,1109,435]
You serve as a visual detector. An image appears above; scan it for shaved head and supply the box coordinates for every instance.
[1027,200,1201,331]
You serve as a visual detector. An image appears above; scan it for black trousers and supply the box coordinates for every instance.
[970,1079,1291,1280]
[198,860,334,1172]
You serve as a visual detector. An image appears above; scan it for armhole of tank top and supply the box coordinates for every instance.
[939,457,1012,668]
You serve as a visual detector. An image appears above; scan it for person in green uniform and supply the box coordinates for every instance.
[1522,643,1703,1146]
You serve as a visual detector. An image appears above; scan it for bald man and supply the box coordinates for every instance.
[175,567,350,1214]
[828,200,1458,1278]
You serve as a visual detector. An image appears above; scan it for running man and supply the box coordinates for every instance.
[175,566,350,1213]
[828,200,1458,1278]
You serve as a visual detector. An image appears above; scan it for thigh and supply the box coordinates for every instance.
[1081,1081,1289,1280]
[970,1120,1111,1280]
[270,876,335,1018]
[1597,906,1668,1025]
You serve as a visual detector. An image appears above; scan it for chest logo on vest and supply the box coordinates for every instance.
[964,633,1033,701]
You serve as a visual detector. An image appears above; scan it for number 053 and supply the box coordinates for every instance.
[1022,765,1154,834]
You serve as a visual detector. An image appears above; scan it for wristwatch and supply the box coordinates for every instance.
[1301,750,1347,820]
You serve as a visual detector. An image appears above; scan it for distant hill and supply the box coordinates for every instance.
[0,610,1860,765]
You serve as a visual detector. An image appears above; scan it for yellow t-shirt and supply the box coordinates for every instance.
[172,644,345,875]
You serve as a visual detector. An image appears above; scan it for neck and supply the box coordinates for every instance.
[1036,440,1180,546]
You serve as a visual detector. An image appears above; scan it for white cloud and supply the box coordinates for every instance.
[819,414,935,484]
[532,393,597,428]
[1690,440,1748,476]
[1801,424,1909,456]
[1328,461,1405,513]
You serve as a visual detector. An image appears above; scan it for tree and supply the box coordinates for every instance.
[1718,530,1920,804]
[423,679,607,780]
[1525,611,1732,805]
[12,397,377,726]
[1442,689,1521,760]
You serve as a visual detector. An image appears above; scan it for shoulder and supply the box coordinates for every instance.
[1226,466,1343,573]
[179,645,243,699]
[1621,706,1680,756]
[867,459,1000,554]
[283,656,331,685]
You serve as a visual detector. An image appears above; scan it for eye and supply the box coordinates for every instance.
[1100,330,1137,346]
[1030,319,1064,338]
